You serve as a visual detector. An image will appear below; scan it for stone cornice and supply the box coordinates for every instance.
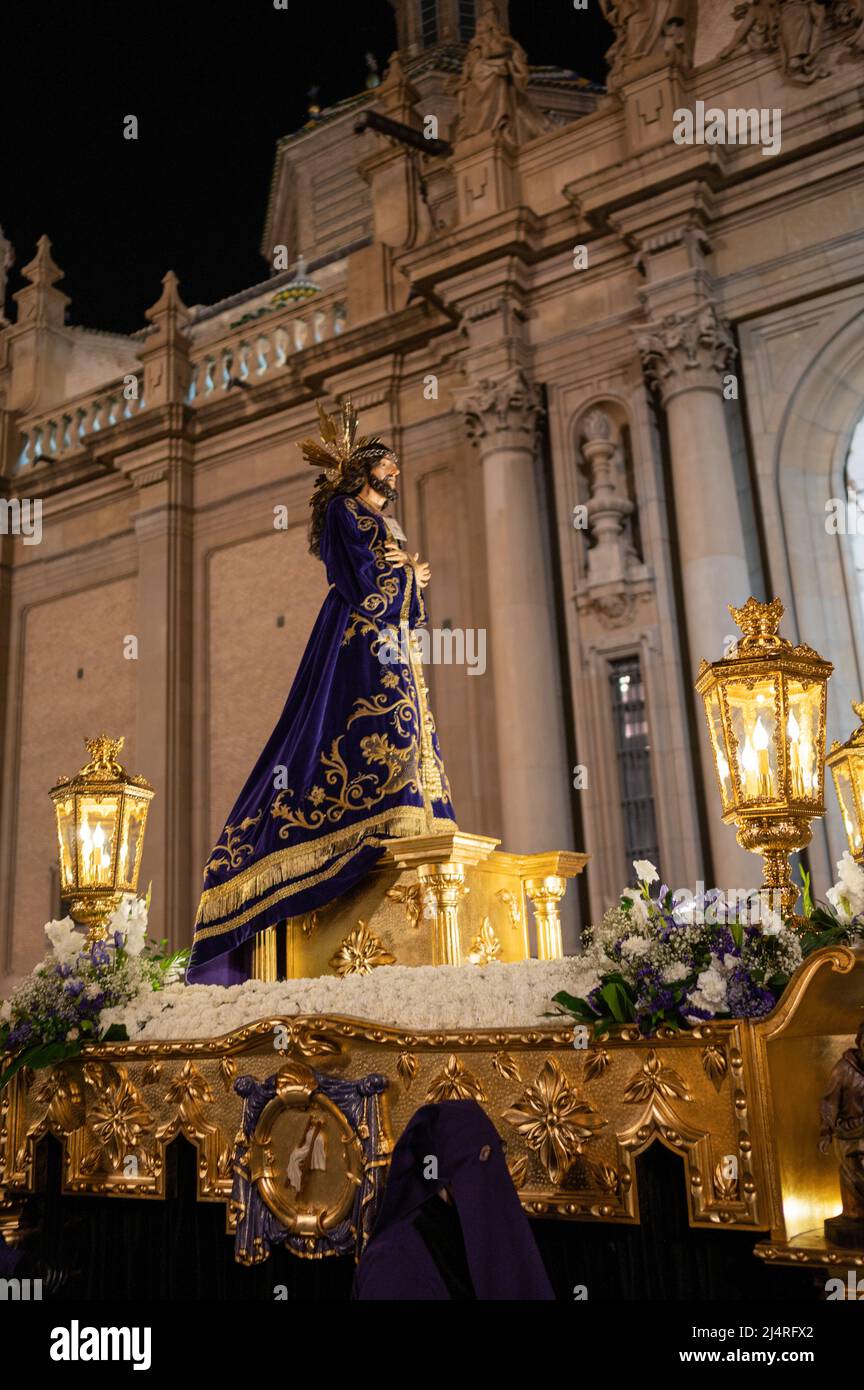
[396,207,545,298]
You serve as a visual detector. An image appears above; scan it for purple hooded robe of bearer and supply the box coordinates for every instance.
[187,428,456,984]
[353,1101,555,1300]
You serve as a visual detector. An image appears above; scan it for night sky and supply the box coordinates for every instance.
[0,1,612,335]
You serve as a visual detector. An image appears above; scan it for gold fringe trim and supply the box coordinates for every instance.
[194,804,453,931]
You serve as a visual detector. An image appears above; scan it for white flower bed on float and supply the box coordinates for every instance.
[100,957,583,1040]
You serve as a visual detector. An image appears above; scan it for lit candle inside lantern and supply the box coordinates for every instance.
[80,815,94,882]
[741,735,758,798]
[752,715,772,798]
[787,709,803,797]
[92,824,111,879]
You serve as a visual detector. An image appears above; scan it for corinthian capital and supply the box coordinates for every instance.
[453,368,544,449]
[635,303,736,403]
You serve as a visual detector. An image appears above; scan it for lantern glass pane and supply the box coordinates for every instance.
[848,752,864,854]
[78,795,120,888]
[786,680,823,803]
[832,761,862,855]
[705,690,733,809]
[725,679,778,803]
[55,797,77,891]
[119,797,148,889]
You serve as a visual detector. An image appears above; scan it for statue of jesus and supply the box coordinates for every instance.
[187,401,456,983]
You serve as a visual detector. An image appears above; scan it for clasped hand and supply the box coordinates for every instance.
[384,540,431,590]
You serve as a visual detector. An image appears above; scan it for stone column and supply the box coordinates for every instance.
[455,368,573,857]
[636,302,755,888]
[117,273,195,948]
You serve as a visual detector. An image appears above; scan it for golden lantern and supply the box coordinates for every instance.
[694,597,833,917]
[50,735,154,941]
[826,702,864,863]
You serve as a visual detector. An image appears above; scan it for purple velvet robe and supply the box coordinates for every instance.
[353,1101,555,1301]
[187,493,456,983]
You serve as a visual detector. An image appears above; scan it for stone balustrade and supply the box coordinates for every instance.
[14,293,349,472]
[16,379,147,471]
[186,294,347,404]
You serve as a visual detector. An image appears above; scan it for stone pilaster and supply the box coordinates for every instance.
[116,273,195,947]
[454,367,573,858]
[636,300,755,889]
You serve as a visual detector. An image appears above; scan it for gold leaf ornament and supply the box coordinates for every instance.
[623,1050,692,1104]
[329,920,396,976]
[502,1059,605,1185]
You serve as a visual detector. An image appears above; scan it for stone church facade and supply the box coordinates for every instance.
[2,0,864,984]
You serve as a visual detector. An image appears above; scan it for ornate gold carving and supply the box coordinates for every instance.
[81,1062,154,1174]
[624,1050,693,1104]
[417,866,469,967]
[141,1061,163,1086]
[10,967,854,1239]
[507,1154,529,1191]
[397,1052,418,1090]
[164,1060,213,1116]
[248,1062,365,1239]
[701,1044,728,1091]
[425,1054,486,1103]
[270,1022,343,1059]
[495,888,521,930]
[523,875,568,960]
[467,916,501,965]
[589,1160,623,1198]
[502,1059,606,1185]
[492,1051,522,1084]
[584,1048,611,1083]
[296,912,319,939]
[31,1067,84,1133]
[219,1057,237,1089]
[386,881,433,928]
[328,920,396,976]
[713,1157,740,1202]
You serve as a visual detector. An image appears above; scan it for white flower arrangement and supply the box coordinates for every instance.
[99,957,584,1042]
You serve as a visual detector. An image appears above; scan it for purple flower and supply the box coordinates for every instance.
[726,970,776,1019]
[64,978,85,997]
[8,1020,32,1046]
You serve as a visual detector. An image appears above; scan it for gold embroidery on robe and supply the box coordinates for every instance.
[204,811,263,877]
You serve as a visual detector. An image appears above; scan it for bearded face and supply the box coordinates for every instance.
[366,454,399,506]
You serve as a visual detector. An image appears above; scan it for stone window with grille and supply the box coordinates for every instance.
[609,655,660,878]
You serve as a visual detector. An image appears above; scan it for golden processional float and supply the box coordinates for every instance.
[1,601,862,1274]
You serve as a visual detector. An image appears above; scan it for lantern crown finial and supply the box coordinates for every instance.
[728,596,788,654]
[82,734,127,779]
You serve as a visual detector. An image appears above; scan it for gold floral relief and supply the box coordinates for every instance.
[502,1058,606,1185]
[623,1050,692,1104]
[329,920,396,976]
[425,1055,487,1104]
[467,917,501,965]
